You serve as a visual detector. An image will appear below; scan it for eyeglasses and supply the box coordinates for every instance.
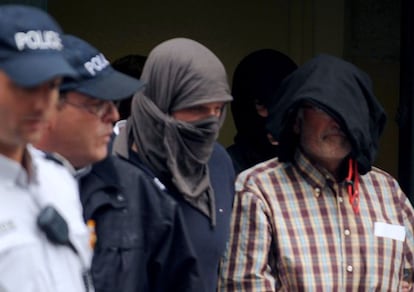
[60,96,116,119]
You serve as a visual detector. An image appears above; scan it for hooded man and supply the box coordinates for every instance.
[113,37,235,292]
[227,49,297,174]
[219,54,414,291]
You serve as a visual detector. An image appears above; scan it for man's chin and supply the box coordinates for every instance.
[92,149,109,163]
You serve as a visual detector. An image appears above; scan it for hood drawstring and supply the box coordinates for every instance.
[345,158,360,214]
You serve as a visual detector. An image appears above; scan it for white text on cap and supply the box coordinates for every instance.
[14,30,63,51]
[84,53,110,76]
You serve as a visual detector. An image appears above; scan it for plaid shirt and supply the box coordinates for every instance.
[219,150,414,291]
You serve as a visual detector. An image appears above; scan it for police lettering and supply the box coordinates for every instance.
[14,30,63,51]
[84,53,110,76]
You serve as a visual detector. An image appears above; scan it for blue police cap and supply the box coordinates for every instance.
[60,35,145,101]
[0,5,77,87]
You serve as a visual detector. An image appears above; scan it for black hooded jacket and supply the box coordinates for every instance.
[266,54,386,175]
[227,49,297,173]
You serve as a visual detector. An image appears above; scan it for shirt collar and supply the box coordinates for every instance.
[293,149,336,189]
[43,150,92,180]
[74,165,92,180]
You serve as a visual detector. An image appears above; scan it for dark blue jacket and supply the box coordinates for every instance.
[128,143,236,292]
[79,155,203,292]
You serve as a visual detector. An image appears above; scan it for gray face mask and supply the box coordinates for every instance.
[176,116,220,164]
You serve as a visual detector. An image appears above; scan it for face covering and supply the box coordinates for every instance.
[174,116,220,164]
[113,38,233,225]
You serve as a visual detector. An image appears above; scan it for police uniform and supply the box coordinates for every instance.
[0,146,92,292]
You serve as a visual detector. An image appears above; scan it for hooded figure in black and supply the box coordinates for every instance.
[266,54,387,177]
[227,49,297,174]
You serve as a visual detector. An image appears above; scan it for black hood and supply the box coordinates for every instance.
[266,54,386,175]
[230,49,297,162]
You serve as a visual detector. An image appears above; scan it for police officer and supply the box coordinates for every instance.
[0,5,92,292]
[36,34,145,176]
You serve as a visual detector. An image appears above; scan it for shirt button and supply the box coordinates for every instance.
[338,197,344,203]
[347,265,353,272]
[117,194,124,202]
[314,187,321,197]
[344,229,350,236]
